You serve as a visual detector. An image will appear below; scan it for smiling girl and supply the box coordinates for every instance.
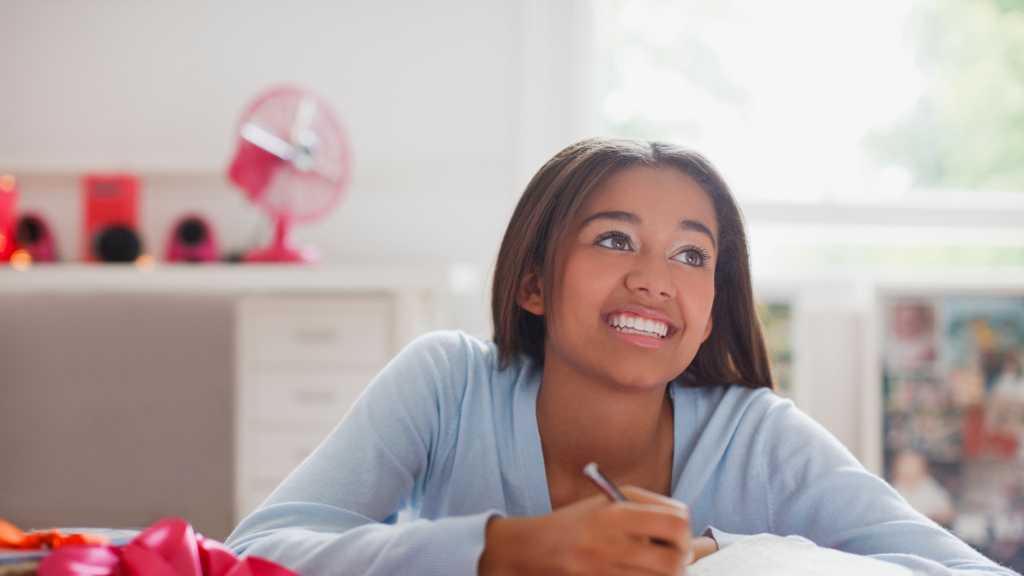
[226,139,1014,576]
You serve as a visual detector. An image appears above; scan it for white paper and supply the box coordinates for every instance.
[688,533,914,576]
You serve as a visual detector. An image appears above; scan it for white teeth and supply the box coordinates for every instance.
[606,315,670,339]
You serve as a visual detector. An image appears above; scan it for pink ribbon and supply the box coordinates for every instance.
[38,518,301,576]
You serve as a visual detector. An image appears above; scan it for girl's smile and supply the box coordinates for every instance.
[604,303,675,349]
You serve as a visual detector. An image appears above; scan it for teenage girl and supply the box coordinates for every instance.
[226,138,1014,576]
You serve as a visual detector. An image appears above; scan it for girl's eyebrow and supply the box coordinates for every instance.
[680,219,717,251]
[579,210,640,228]
[580,211,717,251]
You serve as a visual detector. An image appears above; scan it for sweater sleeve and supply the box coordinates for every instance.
[224,332,500,576]
[755,396,1018,576]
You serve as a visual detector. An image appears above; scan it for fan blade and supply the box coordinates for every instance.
[291,97,318,144]
[241,123,296,160]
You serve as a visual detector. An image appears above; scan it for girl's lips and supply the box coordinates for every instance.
[603,304,678,337]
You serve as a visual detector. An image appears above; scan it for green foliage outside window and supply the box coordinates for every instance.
[864,0,1024,191]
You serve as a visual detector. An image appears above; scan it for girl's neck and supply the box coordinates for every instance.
[536,357,675,508]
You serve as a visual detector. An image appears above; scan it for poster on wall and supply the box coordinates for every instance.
[884,297,1024,570]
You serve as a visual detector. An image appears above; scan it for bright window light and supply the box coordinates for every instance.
[598,0,1024,203]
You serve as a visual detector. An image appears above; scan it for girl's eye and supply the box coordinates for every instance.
[674,250,705,266]
[597,234,631,251]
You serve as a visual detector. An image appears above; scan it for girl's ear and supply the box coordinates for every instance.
[516,265,545,316]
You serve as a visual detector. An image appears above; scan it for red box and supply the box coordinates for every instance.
[82,174,139,262]
[0,174,18,261]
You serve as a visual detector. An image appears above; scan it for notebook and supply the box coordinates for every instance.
[689,533,915,576]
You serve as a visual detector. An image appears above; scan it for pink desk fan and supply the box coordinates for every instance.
[228,87,350,263]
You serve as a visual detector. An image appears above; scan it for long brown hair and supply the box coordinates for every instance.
[491,137,773,390]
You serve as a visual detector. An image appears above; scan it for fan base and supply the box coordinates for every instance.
[243,242,320,264]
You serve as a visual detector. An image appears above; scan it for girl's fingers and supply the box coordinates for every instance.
[613,536,689,576]
[602,502,691,549]
[615,485,692,550]
[690,536,718,563]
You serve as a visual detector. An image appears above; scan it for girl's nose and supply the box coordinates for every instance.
[625,254,675,300]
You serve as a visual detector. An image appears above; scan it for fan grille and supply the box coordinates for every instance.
[238,88,349,223]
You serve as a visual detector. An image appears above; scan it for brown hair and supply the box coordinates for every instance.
[491,137,773,390]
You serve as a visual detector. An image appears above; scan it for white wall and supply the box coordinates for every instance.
[1,0,594,337]
[0,1,518,171]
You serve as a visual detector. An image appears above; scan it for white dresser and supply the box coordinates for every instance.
[236,295,402,519]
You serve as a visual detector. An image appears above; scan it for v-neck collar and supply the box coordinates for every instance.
[514,369,684,515]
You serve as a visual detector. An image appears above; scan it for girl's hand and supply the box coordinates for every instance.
[479,486,698,576]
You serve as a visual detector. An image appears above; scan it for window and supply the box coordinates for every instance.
[597,0,1024,271]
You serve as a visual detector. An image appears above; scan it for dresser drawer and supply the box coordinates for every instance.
[251,370,377,424]
[247,430,332,479]
[247,297,391,365]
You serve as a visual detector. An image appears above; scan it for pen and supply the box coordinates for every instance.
[583,462,628,502]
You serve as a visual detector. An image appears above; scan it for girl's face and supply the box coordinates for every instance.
[530,165,718,390]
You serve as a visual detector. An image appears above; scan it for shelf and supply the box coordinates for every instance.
[0,263,447,295]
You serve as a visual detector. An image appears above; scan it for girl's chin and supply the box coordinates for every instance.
[594,370,678,394]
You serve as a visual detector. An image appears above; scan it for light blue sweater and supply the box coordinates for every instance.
[226,331,1015,575]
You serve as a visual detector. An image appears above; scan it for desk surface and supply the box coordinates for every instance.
[0,263,447,295]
